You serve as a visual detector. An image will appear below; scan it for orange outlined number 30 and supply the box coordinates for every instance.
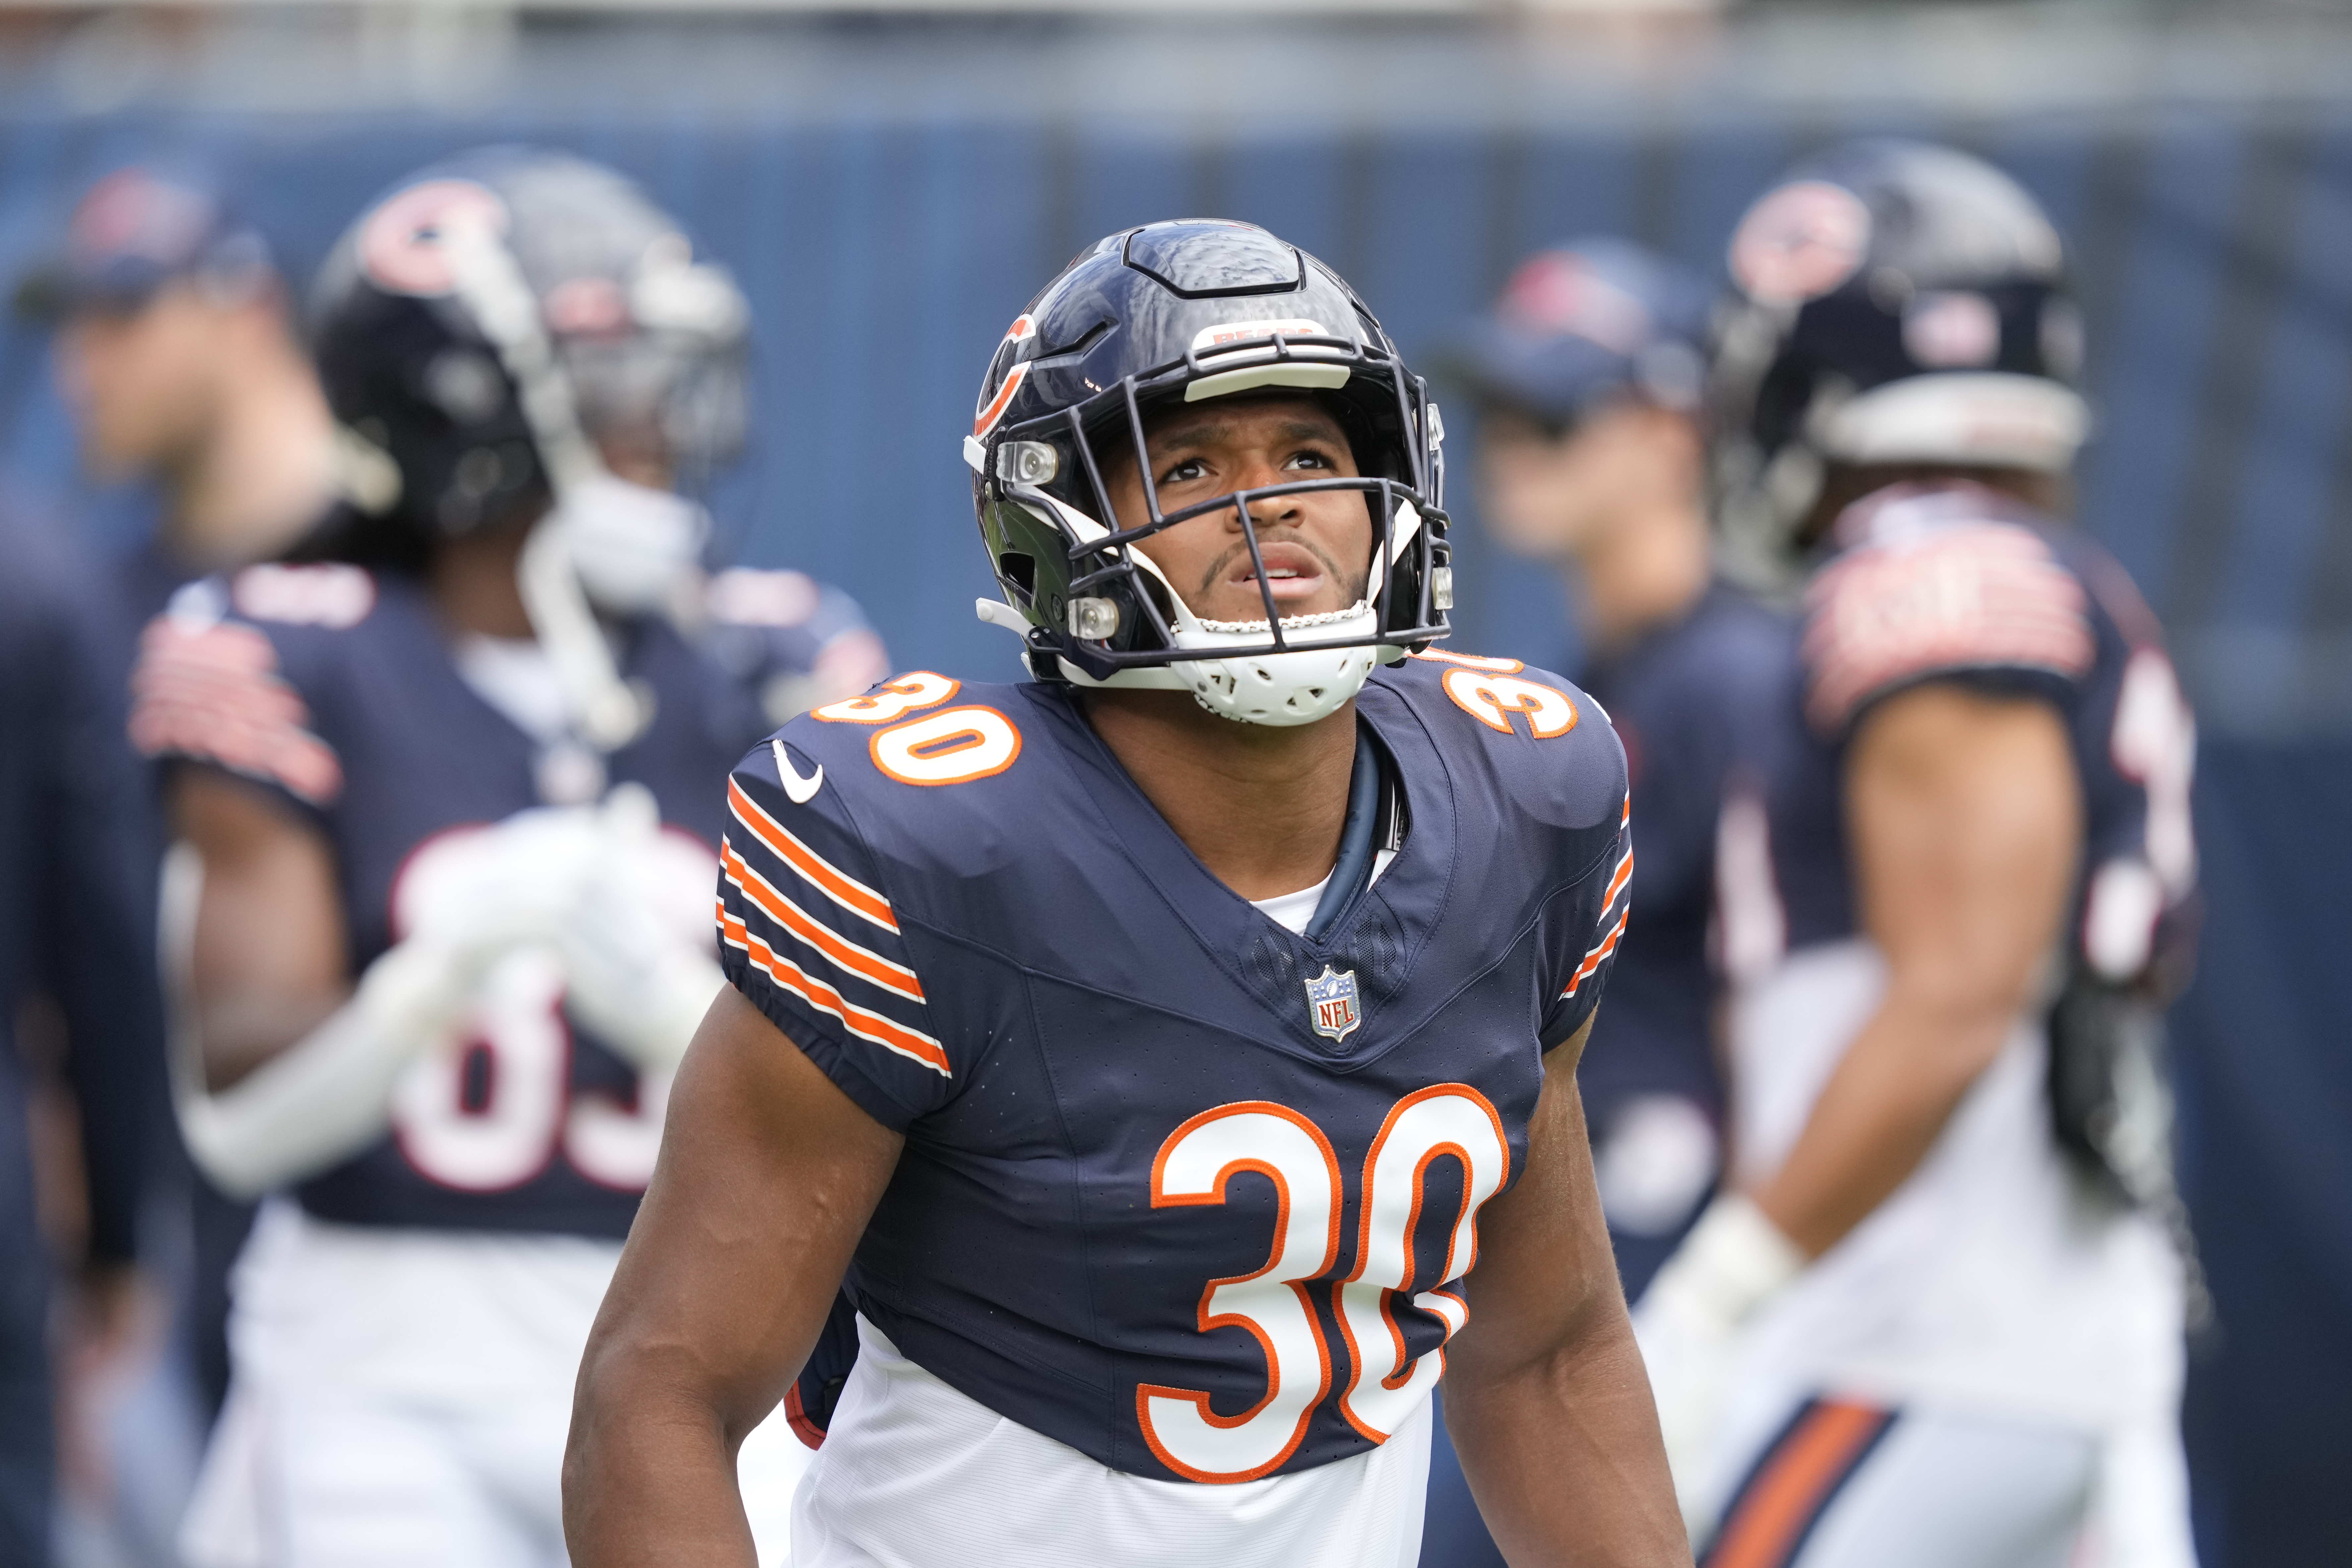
[1137,1087,1510,1483]
[870,706,1022,786]
[1440,669,1577,739]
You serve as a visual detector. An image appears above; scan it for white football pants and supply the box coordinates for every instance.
[179,1201,813,1568]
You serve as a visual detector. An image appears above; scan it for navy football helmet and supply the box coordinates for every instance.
[1710,139,2087,583]
[967,220,1451,726]
[305,146,747,560]
[302,147,751,748]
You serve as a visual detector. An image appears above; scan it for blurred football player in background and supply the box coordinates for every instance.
[13,161,332,1563]
[129,147,885,1568]
[1635,141,2200,1568]
[20,164,338,628]
[566,219,1684,1567]
[1420,237,1788,1568]
[1455,235,1787,1291]
[0,509,172,1568]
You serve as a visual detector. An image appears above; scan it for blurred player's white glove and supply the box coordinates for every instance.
[554,783,726,1074]
[395,802,609,957]
[172,806,615,1201]
[177,930,500,1201]
[1631,1194,1806,1541]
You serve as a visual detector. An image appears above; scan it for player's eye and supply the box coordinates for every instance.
[1284,449,1335,472]
[1157,456,1209,487]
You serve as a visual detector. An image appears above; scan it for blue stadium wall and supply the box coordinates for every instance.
[0,32,2345,1564]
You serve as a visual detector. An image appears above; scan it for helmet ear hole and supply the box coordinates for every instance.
[996,552,1037,607]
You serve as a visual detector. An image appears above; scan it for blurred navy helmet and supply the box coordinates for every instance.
[1710,138,2087,578]
[967,218,1450,726]
[14,164,277,321]
[1449,237,1713,427]
[302,145,749,555]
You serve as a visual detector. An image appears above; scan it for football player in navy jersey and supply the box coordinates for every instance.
[1454,236,1790,1291]
[1633,143,2200,1568]
[567,220,1686,1568]
[1422,237,1791,1568]
[128,148,887,1568]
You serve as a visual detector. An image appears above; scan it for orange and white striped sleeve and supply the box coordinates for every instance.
[128,596,343,808]
[717,735,948,1130]
[1540,787,1634,1052]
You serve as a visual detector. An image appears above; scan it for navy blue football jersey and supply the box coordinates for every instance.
[1720,483,2197,984]
[130,561,886,1239]
[1573,585,1788,1139]
[718,649,1632,1483]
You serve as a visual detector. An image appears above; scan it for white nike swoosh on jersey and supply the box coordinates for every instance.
[773,738,824,804]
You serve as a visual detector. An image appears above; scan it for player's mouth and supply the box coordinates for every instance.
[1229,542,1327,606]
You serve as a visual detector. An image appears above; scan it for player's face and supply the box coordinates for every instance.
[1107,396,1373,623]
[1476,401,1696,562]
[56,283,226,475]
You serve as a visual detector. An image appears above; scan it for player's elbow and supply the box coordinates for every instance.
[1882,953,2037,1088]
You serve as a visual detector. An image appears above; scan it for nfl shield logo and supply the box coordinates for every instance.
[1304,965,1362,1043]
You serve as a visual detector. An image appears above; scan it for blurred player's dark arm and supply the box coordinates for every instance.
[172,769,352,1089]
[1753,684,2079,1258]
[39,593,170,1274]
[565,985,902,1566]
[1443,1016,1691,1567]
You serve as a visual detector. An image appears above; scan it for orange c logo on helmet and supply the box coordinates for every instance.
[973,315,1039,438]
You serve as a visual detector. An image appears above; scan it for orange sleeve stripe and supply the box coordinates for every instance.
[726,777,898,933]
[1704,1400,1894,1568]
[1601,845,1635,913]
[718,904,950,1077]
[721,841,926,1003]
[1562,905,1630,1000]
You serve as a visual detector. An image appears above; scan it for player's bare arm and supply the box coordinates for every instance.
[566,986,900,1567]
[1753,683,2081,1255]
[172,768,352,1089]
[1444,1017,1690,1567]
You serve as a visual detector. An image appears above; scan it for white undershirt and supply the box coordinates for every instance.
[451,634,573,744]
[1248,848,1399,935]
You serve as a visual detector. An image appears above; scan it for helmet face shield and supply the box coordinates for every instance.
[970,224,1452,719]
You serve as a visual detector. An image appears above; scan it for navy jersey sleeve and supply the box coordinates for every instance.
[717,736,950,1131]
[1536,792,1634,1051]
[1801,518,2095,740]
[128,567,360,819]
[703,568,892,727]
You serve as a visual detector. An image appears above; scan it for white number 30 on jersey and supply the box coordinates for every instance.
[1138,1087,1510,1483]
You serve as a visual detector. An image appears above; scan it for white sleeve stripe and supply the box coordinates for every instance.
[721,841,926,1004]
[719,901,950,1077]
[727,777,899,934]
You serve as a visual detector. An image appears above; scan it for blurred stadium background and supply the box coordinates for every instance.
[1,0,2347,1562]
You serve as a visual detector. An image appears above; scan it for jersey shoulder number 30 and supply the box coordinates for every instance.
[814,671,1024,787]
[1413,650,1577,740]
